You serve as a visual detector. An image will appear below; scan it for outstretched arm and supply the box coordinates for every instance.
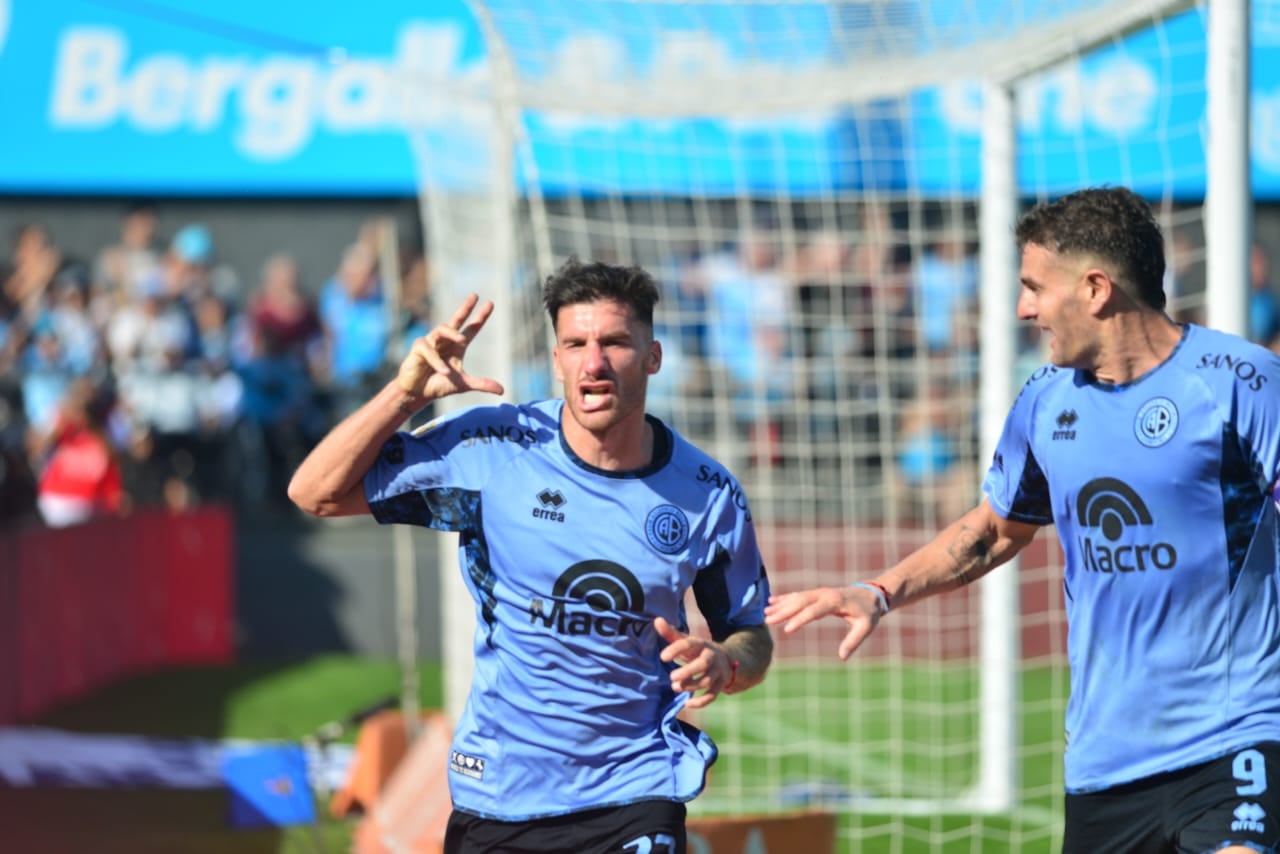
[287,294,504,517]
[765,499,1039,660]
[655,618,773,710]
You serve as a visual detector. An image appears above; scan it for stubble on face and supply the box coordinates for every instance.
[1020,244,1094,369]
[554,300,654,437]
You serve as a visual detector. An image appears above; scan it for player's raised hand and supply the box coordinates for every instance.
[765,586,881,661]
[398,294,505,401]
[654,616,735,709]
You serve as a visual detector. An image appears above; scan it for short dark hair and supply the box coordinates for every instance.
[541,256,660,331]
[1015,186,1167,310]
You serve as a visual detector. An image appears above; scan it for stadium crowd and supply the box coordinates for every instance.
[0,204,431,530]
[1,200,1274,531]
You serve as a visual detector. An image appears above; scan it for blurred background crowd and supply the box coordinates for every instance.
[2,200,1276,532]
[0,203,431,530]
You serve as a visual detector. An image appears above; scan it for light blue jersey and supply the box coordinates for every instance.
[363,399,769,820]
[984,324,1280,793]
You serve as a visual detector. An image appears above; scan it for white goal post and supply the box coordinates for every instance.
[406,0,1248,848]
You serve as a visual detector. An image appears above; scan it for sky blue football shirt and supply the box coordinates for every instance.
[984,324,1280,792]
[364,399,769,819]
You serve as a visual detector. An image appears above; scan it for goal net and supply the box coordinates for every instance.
[409,0,1221,849]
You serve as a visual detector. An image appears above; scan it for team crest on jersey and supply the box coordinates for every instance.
[645,505,690,554]
[1134,397,1178,448]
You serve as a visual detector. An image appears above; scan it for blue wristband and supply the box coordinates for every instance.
[851,581,890,616]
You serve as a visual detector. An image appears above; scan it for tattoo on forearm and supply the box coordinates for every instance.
[727,626,774,679]
[945,524,996,586]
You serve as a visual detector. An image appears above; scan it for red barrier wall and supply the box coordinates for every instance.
[0,507,234,726]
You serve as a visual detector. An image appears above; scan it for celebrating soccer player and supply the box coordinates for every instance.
[289,257,773,854]
[767,186,1280,854]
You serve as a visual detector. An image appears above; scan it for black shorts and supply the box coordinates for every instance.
[444,799,687,854]
[1064,743,1280,854]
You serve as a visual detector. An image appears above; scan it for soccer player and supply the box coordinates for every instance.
[289,258,773,854]
[766,187,1280,854]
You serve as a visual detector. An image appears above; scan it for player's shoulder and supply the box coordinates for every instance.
[1177,324,1280,390]
[665,421,730,480]
[663,421,753,512]
[1178,322,1275,359]
[410,399,558,451]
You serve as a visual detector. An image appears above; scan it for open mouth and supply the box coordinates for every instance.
[579,384,614,411]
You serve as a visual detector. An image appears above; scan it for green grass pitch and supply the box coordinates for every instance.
[1,657,1068,853]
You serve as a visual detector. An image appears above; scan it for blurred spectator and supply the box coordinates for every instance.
[644,246,713,434]
[235,327,321,509]
[105,275,193,373]
[396,251,432,357]
[44,262,104,378]
[138,223,239,359]
[702,231,793,468]
[93,200,162,306]
[795,231,863,399]
[247,252,321,363]
[356,217,392,258]
[891,373,978,523]
[914,231,978,361]
[115,322,209,511]
[192,291,246,499]
[192,291,239,371]
[1250,241,1280,346]
[2,222,62,323]
[19,317,74,438]
[792,230,883,479]
[169,223,239,303]
[850,202,915,372]
[660,246,713,371]
[318,241,389,419]
[32,378,125,528]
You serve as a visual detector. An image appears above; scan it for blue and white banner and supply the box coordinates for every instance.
[0,0,487,195]
[912,8,1280,199]
[0,0,1277,197]
[0,726,353,792]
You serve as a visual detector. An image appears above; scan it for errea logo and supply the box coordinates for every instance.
[1053,409,1078,441]
[532,488,566,523]
[1075,477,1178,572]
[1231,801,1266,834]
